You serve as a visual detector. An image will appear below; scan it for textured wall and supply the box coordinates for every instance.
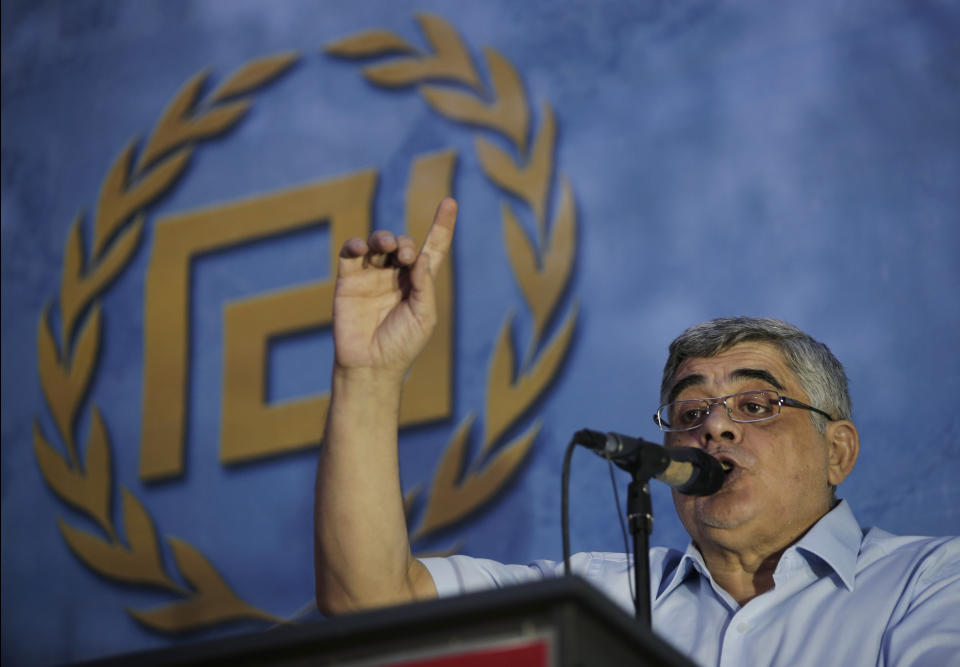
[2,1,958,664]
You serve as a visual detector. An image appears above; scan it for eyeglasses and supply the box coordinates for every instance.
[652,390,834,432]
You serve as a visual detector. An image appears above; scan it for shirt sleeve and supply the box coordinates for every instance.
[418,555,559,597]
[419,551,638,615]
[880,536,960,667]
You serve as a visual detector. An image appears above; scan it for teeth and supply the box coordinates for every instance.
[720,461,733,472]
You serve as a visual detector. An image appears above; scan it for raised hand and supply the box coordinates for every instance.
[332,198,457,380]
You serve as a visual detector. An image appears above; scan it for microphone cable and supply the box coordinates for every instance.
[561,434,636,607]
[561,435,576,576]
[605,456,636,606]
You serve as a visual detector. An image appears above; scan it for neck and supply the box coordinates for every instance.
[698,544,784,605]
[695,501,837,605]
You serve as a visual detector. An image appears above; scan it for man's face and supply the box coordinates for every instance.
[666,342,837,556]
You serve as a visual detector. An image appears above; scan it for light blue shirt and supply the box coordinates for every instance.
[420,501,960,666]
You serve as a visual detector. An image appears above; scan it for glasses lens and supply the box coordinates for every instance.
[660,399,709,431]
[728,391,780,422]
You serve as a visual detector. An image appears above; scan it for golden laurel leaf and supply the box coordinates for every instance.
[135,72,207,171]
[79,408,115,531]
[356,14,482,89]
[57,493,179,591]
[35,53,297,633]
[502,178,577,343]
[117,489,178,586]
[475,102,556,236]
[421,49,529,152]
[97,142,191,257]
[58,519,170,589]
[332,14,580,544]
[323,30,418,58]
[127,538,281,631]
[135,70,259,173]
[33,419,113,538]
[62,211,146,348]
[412,416,540,539]
[210,52,300,102]
[482,306,579,454]
[37,303,101,464]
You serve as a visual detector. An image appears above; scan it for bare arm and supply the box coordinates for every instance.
[314,198,457,615]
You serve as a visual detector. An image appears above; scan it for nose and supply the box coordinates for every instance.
[699,401,741,445]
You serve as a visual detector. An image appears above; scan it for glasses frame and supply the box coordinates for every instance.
[652,389,834,432]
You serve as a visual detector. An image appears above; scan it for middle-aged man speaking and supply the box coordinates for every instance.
[313,199,960,666]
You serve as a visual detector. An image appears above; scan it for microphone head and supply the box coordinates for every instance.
[665,447,724,496]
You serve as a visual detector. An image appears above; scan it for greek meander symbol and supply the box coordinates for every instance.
[33,14,578,634]
[140,154,456,478]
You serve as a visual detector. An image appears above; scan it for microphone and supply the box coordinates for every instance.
[573,429,724,496]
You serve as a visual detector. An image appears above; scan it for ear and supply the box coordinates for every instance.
[824,420,859,486]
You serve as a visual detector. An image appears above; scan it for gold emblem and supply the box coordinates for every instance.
[33,14,578,633]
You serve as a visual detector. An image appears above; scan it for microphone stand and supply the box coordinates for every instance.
[627,470,655,627]
[565,429,660,628]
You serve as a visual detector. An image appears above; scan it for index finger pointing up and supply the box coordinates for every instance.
[418,198,458,277]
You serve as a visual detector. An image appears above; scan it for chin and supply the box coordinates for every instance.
[680,491,755,533]
[695,507,751,530]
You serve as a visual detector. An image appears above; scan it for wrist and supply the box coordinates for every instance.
[331,365,405,401]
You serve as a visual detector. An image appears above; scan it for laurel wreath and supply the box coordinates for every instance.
[33,14,576,635]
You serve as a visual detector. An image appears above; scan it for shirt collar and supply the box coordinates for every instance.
[788,499,861,591]
[656,499,862,600]
[656,541,712,601]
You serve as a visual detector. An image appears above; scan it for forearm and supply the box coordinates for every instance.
[315,198,455,614]
[314,367,436,614]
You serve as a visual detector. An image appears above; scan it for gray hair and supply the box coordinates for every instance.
[660,317,851,433]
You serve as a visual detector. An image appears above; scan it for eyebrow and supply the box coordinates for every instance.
[666,367,785,403]
[731,368,784,390]
[666,374,704,403]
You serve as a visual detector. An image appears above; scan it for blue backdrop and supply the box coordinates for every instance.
[2,1,958,664]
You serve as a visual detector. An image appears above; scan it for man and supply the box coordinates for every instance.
[314,199,959,665]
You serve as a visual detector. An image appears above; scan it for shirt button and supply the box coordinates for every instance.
[737,622,750,633]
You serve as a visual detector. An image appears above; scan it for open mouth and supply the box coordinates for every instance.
[714,454,738,479]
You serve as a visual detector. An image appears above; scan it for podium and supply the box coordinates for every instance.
[80,577,696,666]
